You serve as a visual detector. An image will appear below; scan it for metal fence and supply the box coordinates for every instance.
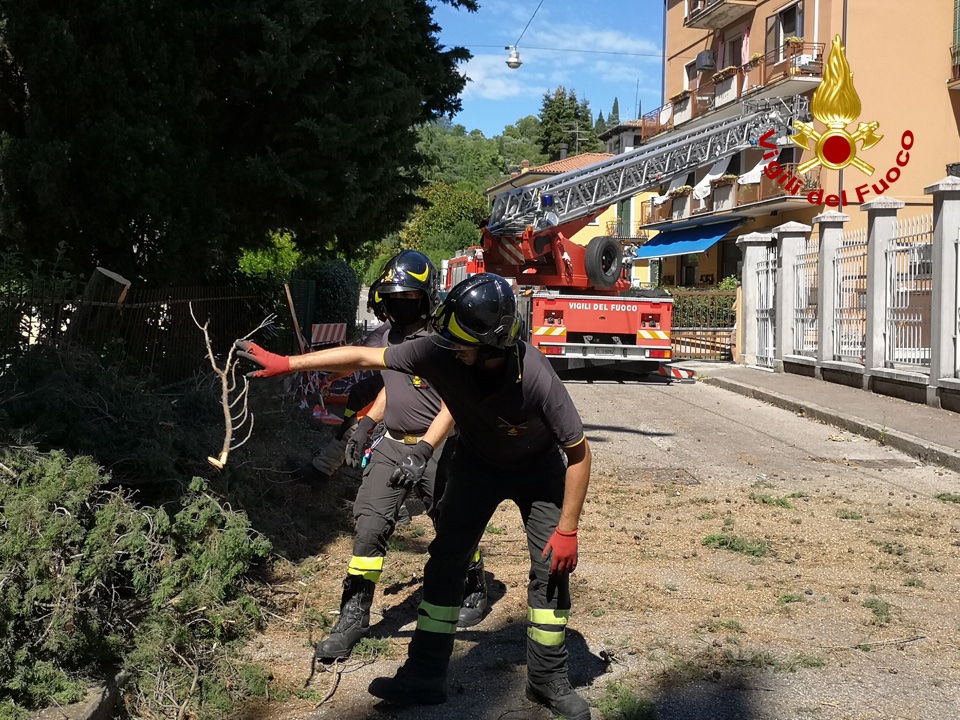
[885,214,933,370]
[833,226,869,363]
[0,279,267,385]
[756,245,778,369]
[669,290,737,360]
[793,234,819,357]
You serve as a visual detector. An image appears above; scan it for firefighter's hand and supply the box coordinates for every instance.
[389,441,433,489]
[234,341,292,378]
[542,527,578,574]
[345,416,377,468]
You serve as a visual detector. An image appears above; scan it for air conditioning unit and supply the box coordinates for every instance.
[792,54,814,67]
[695,50,716,72]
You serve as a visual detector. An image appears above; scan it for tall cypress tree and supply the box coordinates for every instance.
[609,97,621,126]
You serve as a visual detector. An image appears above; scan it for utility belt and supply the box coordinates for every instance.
[385,430,427,445]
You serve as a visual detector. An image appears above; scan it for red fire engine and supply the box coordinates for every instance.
[451,96,806,375]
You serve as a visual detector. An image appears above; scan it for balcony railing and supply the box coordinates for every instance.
[685,0,759,30]
[951,44,960,83]
[605,219,649,240]
[639,164,822,226]
[640,41,824,143]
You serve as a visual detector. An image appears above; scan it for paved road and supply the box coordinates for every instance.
[273,369,960,720]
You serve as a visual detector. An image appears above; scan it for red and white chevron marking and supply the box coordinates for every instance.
[311,323,347,345]
[658,364,696,381]
[497,238,526,265]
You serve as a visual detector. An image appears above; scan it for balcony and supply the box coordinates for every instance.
[639,164,823,228]
[950,44,960,89]
[639,42,824,143]
[685,0,759,30]
[605,219,649,241]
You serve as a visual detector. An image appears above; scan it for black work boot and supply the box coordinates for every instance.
[315,575,375,660]
[526,677,591,720]
[457,554,488,628]
[368,663,447,705]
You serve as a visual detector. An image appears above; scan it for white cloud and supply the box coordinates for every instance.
[460,54,527,100]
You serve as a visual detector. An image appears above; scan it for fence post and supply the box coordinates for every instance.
[862,197,905,379]
[772,221,812,372]
[814,210,850,379]
[924,176,960,405]
[736,231,775,366]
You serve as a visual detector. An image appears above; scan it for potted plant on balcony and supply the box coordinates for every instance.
[710,174,739,189]
[668,89,691,105]
[744,51,764,70]
[711,66,739,84]
[668,184,693,198]
[784,36,805,52]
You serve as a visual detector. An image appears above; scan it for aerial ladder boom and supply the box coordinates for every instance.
[487,95,809,238]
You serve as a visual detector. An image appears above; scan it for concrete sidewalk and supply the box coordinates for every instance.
[678,361,960,475]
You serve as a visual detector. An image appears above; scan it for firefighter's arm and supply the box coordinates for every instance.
[558,437,591,532]
[421,401,455,450]
[235,341,387,377]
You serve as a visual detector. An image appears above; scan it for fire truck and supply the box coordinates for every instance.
[448,96,806,374]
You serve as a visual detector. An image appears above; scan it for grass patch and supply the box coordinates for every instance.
[595,681,658,720]
[749,493,793,509]
[879,542,908,556]
[485,524,505,535]
[750,652,827,671]
[702,534,769,557]
[934,493,960,504]
[352,637,391,660]
[903,577,926,588]
[697,511,717,520]
[777,592,804,606]
[862,597,895,626]
[836,508,863,520]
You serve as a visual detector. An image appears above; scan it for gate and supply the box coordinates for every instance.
[670,290,737,360]
[833,227,869,363]
[793,234,819,357]
[885,214,933,370]
[756,244,778,368]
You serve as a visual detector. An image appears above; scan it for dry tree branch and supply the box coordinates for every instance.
[190,303,275,469]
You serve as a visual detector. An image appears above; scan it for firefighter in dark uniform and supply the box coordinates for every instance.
[237,273,591,719]
[312,251,489,662]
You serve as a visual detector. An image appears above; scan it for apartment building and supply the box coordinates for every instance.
[606,0,958,289]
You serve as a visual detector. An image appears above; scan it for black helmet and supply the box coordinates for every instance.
[377,250,440,323]
[366,280,387,322]
[432,273,521,350]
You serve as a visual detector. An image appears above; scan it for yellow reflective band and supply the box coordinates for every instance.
[417,616,458,634]
[527,608,569,626]
[527,626,565,646]
[447,313,480,343]
[563,434,585,449]
[472,548,482,563]
[419,601,461,623]
[380,347,388,367]
[348,556,383,581]
[408,267,430,282]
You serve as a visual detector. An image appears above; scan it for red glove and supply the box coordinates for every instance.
[235,341,292,378]
[542,528,578,574]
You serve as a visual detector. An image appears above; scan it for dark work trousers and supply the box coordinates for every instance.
[351,435,454,562]
[408,444,571,683]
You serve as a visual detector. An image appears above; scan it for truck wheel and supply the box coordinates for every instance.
[585,236,622,288]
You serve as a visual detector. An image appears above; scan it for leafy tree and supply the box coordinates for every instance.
[538,87,602,160]
[399,182,489,251]
[0,0,478,284]
[498,115,546,174]
[609,97,621,126]
[417,120,503,193]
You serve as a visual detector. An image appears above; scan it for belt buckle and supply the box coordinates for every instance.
[402,435,418,445]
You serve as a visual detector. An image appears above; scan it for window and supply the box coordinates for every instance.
[725,33,744,68]
[765,1,805,60]
[685,61,697,90]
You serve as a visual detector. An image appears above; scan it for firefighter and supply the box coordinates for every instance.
[312,251,489,661]
[311,282,388,477]
[237,272,591,719]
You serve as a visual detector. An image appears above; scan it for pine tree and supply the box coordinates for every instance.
[609,97,621,126]
[594,111,606,136]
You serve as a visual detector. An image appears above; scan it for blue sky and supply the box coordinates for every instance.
[433,0,667,138]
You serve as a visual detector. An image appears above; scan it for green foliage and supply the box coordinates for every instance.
[717,274,739,290]
[670,289,737,328]
[239,231,303,283]
[421,219,481,271]
[595,681,657,720]
[293,257,360,336]
[0,0,478,284]
[417,120,504,193]
[608,97,621,127]
[594,110,607,135]
[538,86,603,160]
[0,448,270,715]
[701,533,769,557]
[498,115,547,174]
[399,182,489,253]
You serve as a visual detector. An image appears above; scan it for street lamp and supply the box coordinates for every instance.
[505,46,522,70]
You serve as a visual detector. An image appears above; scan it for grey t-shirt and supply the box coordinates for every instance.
[383,337,585,469]
[379,325,443,436]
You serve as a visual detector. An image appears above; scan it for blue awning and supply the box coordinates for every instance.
[634,220,743,260]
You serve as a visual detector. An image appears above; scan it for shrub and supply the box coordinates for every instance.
[0,448,271,717]
[292,257,360,338]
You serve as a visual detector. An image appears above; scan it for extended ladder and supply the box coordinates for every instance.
[487,95,809,236]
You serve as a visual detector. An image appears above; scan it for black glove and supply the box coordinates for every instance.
[389,441,434,489]
[345,416,377,468]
